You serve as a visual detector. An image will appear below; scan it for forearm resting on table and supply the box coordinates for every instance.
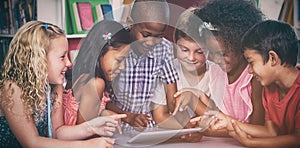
[56,122,97,140]
[233,120,278,137]
[246,132,300,148]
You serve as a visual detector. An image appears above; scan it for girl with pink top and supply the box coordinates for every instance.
[202,20,300,148]
[175,0,265,137]
[63,20,131,125]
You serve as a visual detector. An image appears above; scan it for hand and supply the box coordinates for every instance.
[86,114,127,137]
[190,110,230,131]
[173,88,203,115]
[180,122,203,142]
[125,112,151,130]
[86,137,115,148]
[228,120,252,147]
[100,110,125,134]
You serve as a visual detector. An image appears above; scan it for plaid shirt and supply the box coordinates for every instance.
[111,38,178,128]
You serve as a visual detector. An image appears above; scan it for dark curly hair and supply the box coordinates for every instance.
[195,0,263,56]
[242,20,298,66]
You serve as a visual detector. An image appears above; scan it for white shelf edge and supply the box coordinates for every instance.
[66,34,86,38]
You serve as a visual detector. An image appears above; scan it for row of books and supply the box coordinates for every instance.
[67,0,121,34]
[0,0,37,35]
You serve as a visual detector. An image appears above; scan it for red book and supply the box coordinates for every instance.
[77,2,94,31]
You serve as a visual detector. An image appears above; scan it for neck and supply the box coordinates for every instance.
[227,59,247,84]
[275,66,300,90]
[182,64,206,86]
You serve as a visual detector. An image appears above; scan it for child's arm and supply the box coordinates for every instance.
[1,82,114,147]
[151,103,185,129]
[55,114,126,140]
[165,82,177,112]
[249,78,265,125]
[173,88,209,115]
[106,101,151,128]
[207,111,277,137]
[230,120,300,148]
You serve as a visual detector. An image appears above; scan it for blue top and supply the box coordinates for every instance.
[0,107,49,147]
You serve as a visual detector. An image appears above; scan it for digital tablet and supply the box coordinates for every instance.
[127,127,205,144]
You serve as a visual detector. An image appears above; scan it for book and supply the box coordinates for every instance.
[101,4,114,20]
[95,4,104,22]
[77,2,94,31]
[72,2,82,32]
[67,0,110,34]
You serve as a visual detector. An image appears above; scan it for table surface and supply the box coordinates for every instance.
[114,135,245,148]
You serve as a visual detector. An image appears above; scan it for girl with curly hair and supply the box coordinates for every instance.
[0,20,125,147]
[176,0,265,137]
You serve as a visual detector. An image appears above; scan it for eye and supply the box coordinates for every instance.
[196,50,204,54]
[60,55,65,60]
[141,32,151,38]
[116,58,123,64]
[179,46,188,52]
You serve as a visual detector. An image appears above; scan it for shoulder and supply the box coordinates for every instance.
[0,80,23,112]
[153,38,174,51]
[160,38,173,47]
[1,80,22,99]
[88,77,105,97]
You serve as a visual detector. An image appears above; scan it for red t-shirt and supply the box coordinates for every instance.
[262,73,300,135]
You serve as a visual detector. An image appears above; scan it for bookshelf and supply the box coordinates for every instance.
[0,0,132,70]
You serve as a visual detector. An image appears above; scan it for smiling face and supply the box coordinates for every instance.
[130,22,166,56]
[47,36,71,85]
[244,48,274,86]
[176,38,207,73]
[100,44,130,81]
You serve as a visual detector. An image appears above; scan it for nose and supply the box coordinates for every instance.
[65,55,72,68]
[187,52,196,61]
[144,37,162,47]
[119,60,125,71]
[248,65,253,74]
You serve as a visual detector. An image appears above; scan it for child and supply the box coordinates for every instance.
[204,20,300,147]
[151,7,226,129]
[0,21,125,147]
[63,20,131,125]
[106,0,179,130]
[175,0,265,137]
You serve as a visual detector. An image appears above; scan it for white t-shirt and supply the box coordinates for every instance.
[151,59,226,111]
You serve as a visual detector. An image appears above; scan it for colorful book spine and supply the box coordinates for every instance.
[77,2,94,31]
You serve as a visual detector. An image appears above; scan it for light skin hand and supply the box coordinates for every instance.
[87,137,115,148]
[180,121,203,143]
[173,88,202,115]
[86,114,127,137]
[190,111,233,131]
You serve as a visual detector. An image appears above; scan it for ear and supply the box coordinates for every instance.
[126,16,134,30]
[268,50,280,66]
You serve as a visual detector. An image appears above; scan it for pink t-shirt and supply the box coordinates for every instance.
[263,73,300,135]
[221,65,253,122]
[62,89,110,125]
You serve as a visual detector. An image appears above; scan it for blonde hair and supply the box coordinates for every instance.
[0,21,65,123]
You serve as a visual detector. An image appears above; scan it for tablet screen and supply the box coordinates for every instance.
[128,127,204,144]
[115,126,205,147]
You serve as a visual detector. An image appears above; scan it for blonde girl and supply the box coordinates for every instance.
[0,21,125,147]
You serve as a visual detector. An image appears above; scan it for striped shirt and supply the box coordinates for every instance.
[111,38,178,128]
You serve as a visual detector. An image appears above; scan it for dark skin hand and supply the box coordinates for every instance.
[124,112,151,131]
